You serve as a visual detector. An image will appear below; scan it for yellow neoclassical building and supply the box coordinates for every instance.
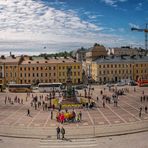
[0,55,82,85]
[88,56,148,83]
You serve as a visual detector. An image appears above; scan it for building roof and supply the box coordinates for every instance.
[0,56,21,64]
[21,57,81,65]
[93,55,148,64]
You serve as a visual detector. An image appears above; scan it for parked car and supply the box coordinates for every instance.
[115,82,126,86]
[128,81,137,86]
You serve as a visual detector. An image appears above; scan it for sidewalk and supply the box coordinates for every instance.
[0,120,148,139]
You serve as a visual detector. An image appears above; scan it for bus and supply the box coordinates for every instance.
[8,84,32,92]
[137,79,148,87]
[38,83,62,92]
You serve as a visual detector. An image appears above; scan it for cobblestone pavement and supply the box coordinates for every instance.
[0,131,148,148]
[0,85,147,129]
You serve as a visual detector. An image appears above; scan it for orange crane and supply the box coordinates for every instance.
[131,23,148,50]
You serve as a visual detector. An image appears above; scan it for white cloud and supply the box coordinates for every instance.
[0,0,137,54]
[102,0,127,7]
[135,3,142,11]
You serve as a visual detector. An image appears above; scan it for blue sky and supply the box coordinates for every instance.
[0,0,147,55]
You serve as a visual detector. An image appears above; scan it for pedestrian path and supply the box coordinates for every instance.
[39,138,97,148]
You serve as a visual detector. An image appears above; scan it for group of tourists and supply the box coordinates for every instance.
[56,109,82,123]
[139,91,148,118]
[4,96,24,105]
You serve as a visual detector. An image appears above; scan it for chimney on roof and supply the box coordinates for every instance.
[10,52,12,56]
[1,55,5,59]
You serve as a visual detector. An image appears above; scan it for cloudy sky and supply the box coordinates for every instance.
[0,0,147,55]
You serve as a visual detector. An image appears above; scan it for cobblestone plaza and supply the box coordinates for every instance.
[0,85,147,139]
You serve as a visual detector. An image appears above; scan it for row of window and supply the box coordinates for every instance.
[5,65,81,71]
[98,69,147,75]
[98,63,147,68]
[19,72,81,77]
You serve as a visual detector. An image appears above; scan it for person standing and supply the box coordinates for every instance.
[61,127,65,140]
[51,110,53,120]
[56,126,60,139]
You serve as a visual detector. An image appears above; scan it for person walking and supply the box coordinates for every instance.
[27,109,30,116]
[61,127,65,140]
[145,106,147,113]
[56,126,60,139]
[103,101,105,108]
[139,107,142,118]
[97,97,99,102]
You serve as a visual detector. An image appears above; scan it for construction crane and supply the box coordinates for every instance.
[131,23,148,50]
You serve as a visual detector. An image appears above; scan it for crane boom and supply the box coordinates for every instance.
[131,28,148,32]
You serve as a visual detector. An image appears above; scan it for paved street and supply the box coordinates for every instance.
[0,85,147,128]
[0,131,148,148]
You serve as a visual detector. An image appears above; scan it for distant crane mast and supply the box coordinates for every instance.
[131,23,148,50]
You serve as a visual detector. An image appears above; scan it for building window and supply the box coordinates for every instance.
[63,66,65,70]
[24,73,26,77]
[33,73,35,77]
[63,72,65,76]
[74,66,76,69]
[49,73,51,76]
[41,73,43,77]
[28,67,30,71]
[78,72,80,76]
[36,67,38,70]
[32,67,34,70]
[59,72,61,76]
[53,67,56,70]
[74,72,76,76]
[59,66,61,70]
[41,67,43,70]
[20,67,22,71]
[28,73,30,77]
[49,67,51,70]
[20,73,22,77]
[24,67,26,71]
[45,73,47,77]
[78,66,80,69]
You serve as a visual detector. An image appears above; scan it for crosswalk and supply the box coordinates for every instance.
[39,138,97,148]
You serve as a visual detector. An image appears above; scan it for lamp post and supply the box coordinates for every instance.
[132,64,135,80]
